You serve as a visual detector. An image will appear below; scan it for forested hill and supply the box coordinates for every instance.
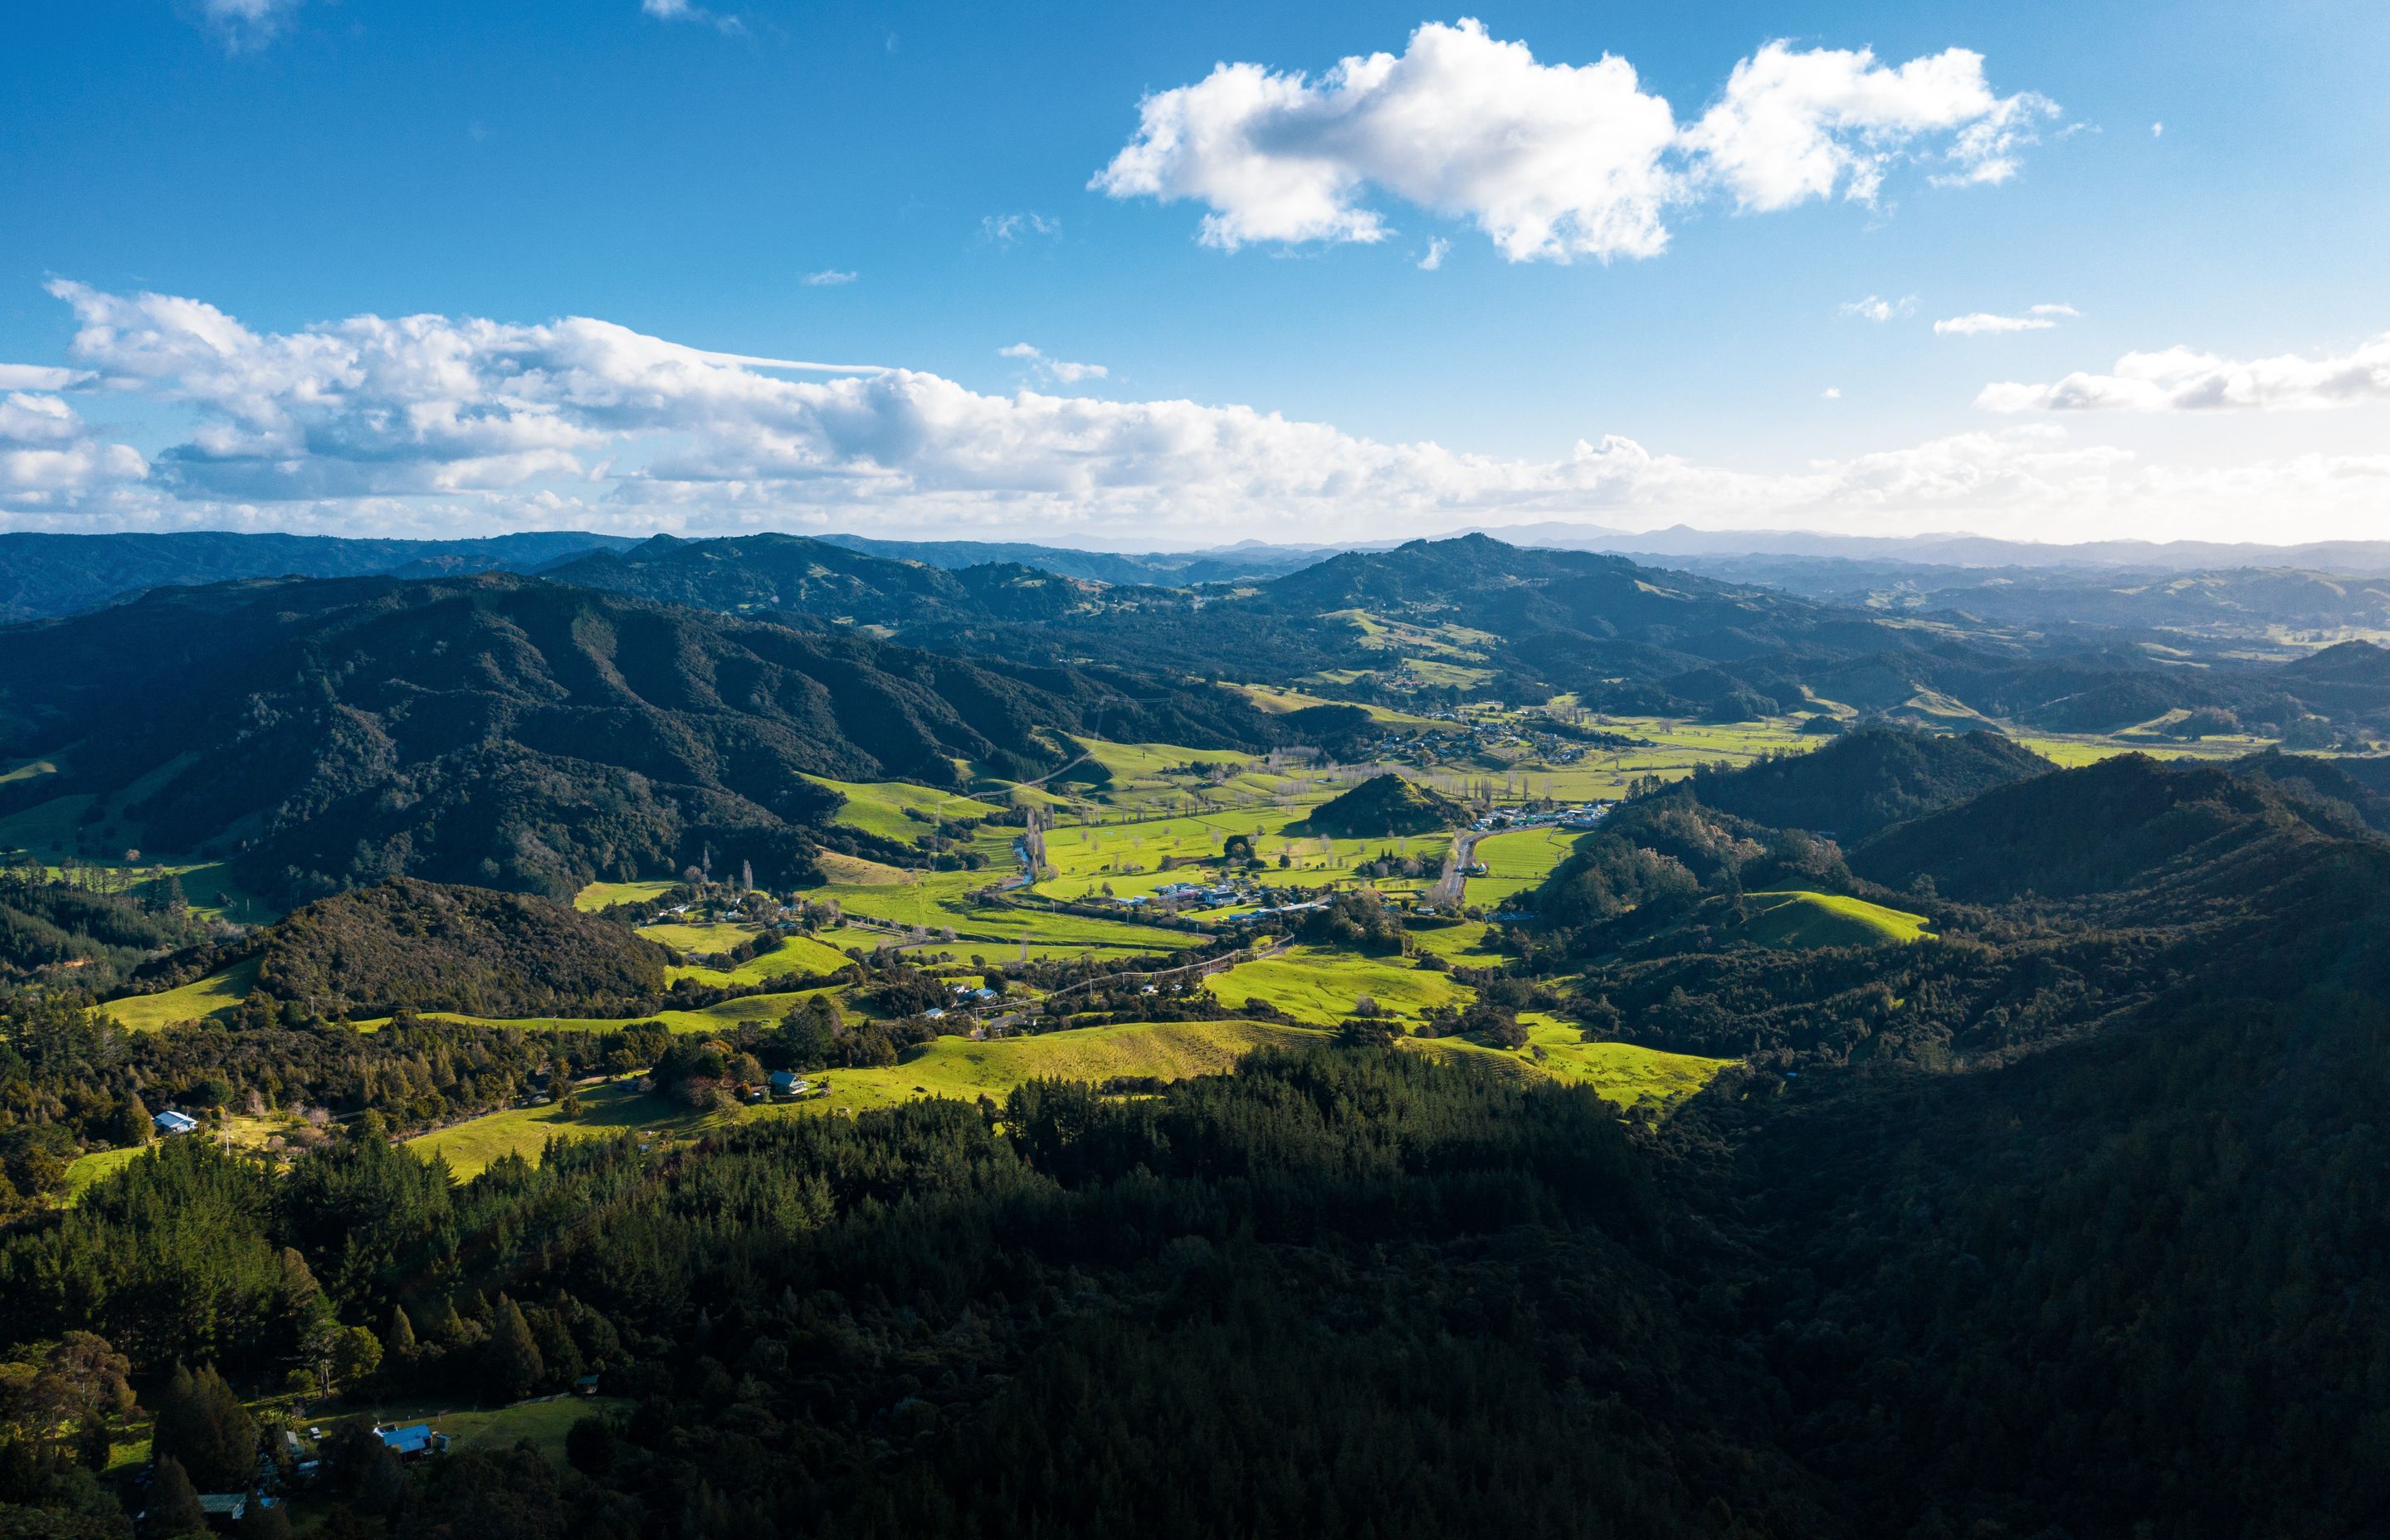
[541,533,1109,628]
[0,529,632,621]
[256,878,669,1018]
[1688,724,2051,840]
[0,574,1278,903]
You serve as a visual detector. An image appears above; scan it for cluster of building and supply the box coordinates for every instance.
[1467,802,1610,834]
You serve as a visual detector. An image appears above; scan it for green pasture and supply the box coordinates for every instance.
[806,774,1006,844]
[573,880,679,912]
[386,985,841,1038]
[1741,890,1933,948]
[100,958,259,1031]
[664,930,857,986]
[1426,1016,1732,1114]
[367,1397,633,1460]
[1204,944,1472,1026]
[1464,827,1582,904]
[768,1017,1327,1118]
[64,1144,147,1201]
[1405,919,1510,968]
[407,1079,713,1178]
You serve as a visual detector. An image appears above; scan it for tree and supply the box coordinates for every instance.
[487,1295,544,1401]
[148,1455,208,1536]
[302,1323,383,1401]
[383,1305,417,1368]
[150,1363,256,1491]
[109,1094,152,1149]
[237,1496,295,1539]
[565,1415,617,1476]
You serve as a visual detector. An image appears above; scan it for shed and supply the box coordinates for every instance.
[153,1109,202,1136]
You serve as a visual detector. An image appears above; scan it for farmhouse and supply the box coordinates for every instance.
[375,1423,446,1459]
[153,1109,202,1136]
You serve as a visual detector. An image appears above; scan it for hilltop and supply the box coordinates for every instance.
[256,877,671,1018]
[1304,773,1468,837]
[1689,725,2051,841]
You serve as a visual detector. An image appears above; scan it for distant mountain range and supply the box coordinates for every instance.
[0,529,636,621]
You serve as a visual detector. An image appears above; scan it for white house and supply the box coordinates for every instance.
[153,1109,201,1136]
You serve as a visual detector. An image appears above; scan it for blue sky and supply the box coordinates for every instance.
[2,0,2386,547]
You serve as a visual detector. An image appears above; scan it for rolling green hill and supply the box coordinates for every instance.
[1738,889,1932,948]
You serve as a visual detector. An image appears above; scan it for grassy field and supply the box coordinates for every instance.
[365,1396,632,1460]
[384,985,842,1039]
[573,880,680,912]
[1464,827,1583,905]
[816,850,911,885]
[407,1079,713,1178]
[1405,919,1511,967]
[1424,1016,1732,1113]
[663,930,857,987]
[63,1144,147,1201]
[1204,944,1472,1025]
[770,1017,1327,1118]
[100,957,259,1031]
[806,775,1006,844]
[1742,890,1933,948]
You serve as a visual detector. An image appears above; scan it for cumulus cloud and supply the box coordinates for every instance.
[1978,332,2390,412]
[1419,238,1451,271]
[192,0,308,49]
[802,270,859,286]
[1093,22,2051,263]
[1935,309,2068,335]
[1822,387,1841,399]
[1840,295,1914,323]
[998,344,1109,385]
[1685,41,2056,207]
[0,392,147,512]
[7,283,2383,544]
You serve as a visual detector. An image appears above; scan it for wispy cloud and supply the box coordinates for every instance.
[999,343,1109,384]
[802,270,858,286]
[1418,238,1451,271]
[980,212,1061,248]
[1094,22,2054,263]
[1936,307,2072,335]
[195,0,308,51]
[640,0,744,36]
[1840,295,1915,323]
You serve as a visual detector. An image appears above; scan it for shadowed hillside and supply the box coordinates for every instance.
[0,574,1280,902]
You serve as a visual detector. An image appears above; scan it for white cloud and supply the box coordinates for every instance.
[1418,238,1451,271]
[0,364,95,391]
[802,270,859,286]
[2029,303,2079,318]
[1978,332,2390,412]
[1094,22,2052,263]
[1936,311,2060,335]
[1686,41,2056,207]
[2151,121,2164,138]
[0,392,147,511]
[1822,387,1841,399]
[195,0,306,50]
[1839,295,1914,323]
[641,0,744,33]
[999,344,1109,385]
[980,212,1061,247]
[9,283,2386,545]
